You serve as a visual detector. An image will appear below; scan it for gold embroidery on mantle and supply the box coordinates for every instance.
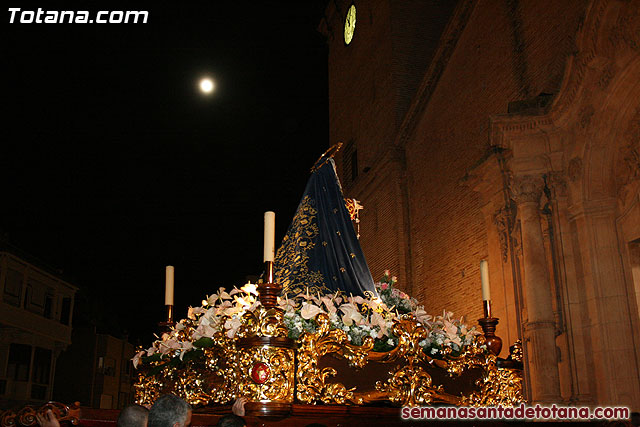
[275,195,328,295]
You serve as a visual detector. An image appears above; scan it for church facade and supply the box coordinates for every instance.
[321,0,640,409]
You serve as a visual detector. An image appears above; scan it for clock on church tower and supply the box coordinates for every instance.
[344,4,356,45]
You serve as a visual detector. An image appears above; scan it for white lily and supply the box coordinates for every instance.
[132,350,145,369]
[340,304,363,326]
[188,306,205,320]
[224,316,243,338]
[301,301,325,320]
[179,342,193,361]
[241,282,258,296]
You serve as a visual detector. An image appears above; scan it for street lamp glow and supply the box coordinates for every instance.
[199,78,215,94]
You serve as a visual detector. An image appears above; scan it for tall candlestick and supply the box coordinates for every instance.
[480,259,491,301]
[263,211,275,262]
[165,266,174,306]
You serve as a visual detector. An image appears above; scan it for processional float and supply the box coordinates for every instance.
[132,145,525,416]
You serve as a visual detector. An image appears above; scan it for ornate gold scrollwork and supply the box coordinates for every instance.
[135,307,525,409]
[458,338,524,407]
[376,365,450,406]
[0,402,78,427]
[238,307,289,339]
[443,338,490,377]
[461,365,524,407]
[296,313,362,404]
[134,329,239,407]
[235,345,295,402]
[374,319,459,406]
[234,305,296,405]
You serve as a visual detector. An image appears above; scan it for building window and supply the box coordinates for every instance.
[44,293,53,319]
[60,297,72,325]
[24,285,31,309]
[4,268,24,307]
[32,347,52,385]
[7,344,32,381]
[25,279,46,315]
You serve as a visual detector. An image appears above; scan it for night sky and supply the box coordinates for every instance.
[2,1,329,342]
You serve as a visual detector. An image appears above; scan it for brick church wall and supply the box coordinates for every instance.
[402,0,586,320]
[325,0,586,320]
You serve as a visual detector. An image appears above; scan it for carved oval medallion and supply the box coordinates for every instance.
[250,362,271,384]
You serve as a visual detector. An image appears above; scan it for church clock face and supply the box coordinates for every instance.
[344,4,356,45]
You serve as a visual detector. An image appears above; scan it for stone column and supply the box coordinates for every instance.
[511,174,562,403]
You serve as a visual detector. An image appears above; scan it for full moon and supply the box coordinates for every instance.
[199,78,215,94]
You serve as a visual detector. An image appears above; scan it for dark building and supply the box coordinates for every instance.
[0,247,77,407]
[54,329,135,409]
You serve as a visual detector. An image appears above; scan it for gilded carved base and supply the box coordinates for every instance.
[235,342,295,402]
[294,316,524,407]
[134,312,524,409]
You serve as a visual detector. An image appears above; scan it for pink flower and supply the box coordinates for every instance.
[381,283,389,290]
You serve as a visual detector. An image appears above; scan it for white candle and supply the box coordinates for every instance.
[263,211,275,262]
[480,260,491,301]
[165,266,175,306]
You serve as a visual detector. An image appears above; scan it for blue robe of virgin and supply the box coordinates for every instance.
[274,156,376,297]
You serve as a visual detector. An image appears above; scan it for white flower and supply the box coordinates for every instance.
[224,316,242,338]
[241,282,258,296]
[179,342,193,361]
[222,304,244,316]
[193,322,216,339]
[443,320,461,346]
[300,302,325,320]
[320,296,337,314]
[340,304,363,326]
[329,312,339,323]
[187,306,205,320]
[350,295,365,305]
[369,312,386,329]
[159,339,181,354]
[132,351,145,368]
[387,339,394,346]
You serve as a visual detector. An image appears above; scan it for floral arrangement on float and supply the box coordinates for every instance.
[132,270,524,410]
[134,271,481,378]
